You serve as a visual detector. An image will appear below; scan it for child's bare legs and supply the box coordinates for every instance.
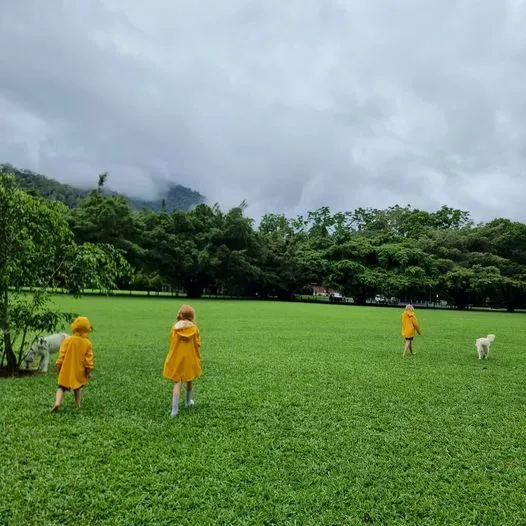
[171,381,182,417]
[403,339,414,356]
[173,381,182,397]
[51,387,65,412]
[74,388,82,409]
[185,381,194,408]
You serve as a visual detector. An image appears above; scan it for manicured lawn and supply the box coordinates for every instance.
[1,297,525,525]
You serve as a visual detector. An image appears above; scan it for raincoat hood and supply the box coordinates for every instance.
[173,320,198,340]
[71,316,92,337]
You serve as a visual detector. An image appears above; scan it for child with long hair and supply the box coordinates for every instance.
[401,304,422,356]
[51,316,94,412]
[163,305,201,417]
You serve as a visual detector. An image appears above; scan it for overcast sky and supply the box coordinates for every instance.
[1,1,525,222]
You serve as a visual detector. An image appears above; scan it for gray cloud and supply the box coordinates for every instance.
[1,0,525,222]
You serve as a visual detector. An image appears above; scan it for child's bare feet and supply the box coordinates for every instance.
[53,387,65,412]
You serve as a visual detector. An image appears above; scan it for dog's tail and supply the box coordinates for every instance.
[487,334,496,342]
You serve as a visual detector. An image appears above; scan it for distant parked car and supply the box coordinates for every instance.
[374,294,388,304]
[329,292,344,303]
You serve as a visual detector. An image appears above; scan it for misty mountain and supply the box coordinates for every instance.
[1,164,205,212]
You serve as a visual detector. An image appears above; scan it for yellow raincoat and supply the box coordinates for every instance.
[56,316,94,390]
[163,320,201,382]
[401,309,421,339]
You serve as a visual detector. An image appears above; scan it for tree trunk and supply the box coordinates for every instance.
[503,288,517,313]
[453,290,469,310]
[186,282,203,299]
[276,289,292,301]
[354,294,367,306]
[0,289,16,371]
[3,332,16,371]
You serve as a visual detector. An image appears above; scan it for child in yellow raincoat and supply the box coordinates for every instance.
[51,316,94,412]
[401,304,422,356]
[163,304,201,417]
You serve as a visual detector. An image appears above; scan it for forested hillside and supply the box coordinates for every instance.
[1,164,205,212]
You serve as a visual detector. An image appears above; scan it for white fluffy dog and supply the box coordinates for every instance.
[475,334,495,360]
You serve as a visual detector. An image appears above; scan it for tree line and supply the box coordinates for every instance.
[66,174,526,312]
[3,168,526,313]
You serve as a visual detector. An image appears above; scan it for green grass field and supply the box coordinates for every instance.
[1,298,525,525]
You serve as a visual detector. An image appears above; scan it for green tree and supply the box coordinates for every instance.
[0,172,130,371]
[0,173,76,370]
[70,176,140,252]
[467,220,526,311]
[257,213,327,299]
[325,236,383,304]
[376,242,439,300]
[175,204,223,298]
[213,205,263,296]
